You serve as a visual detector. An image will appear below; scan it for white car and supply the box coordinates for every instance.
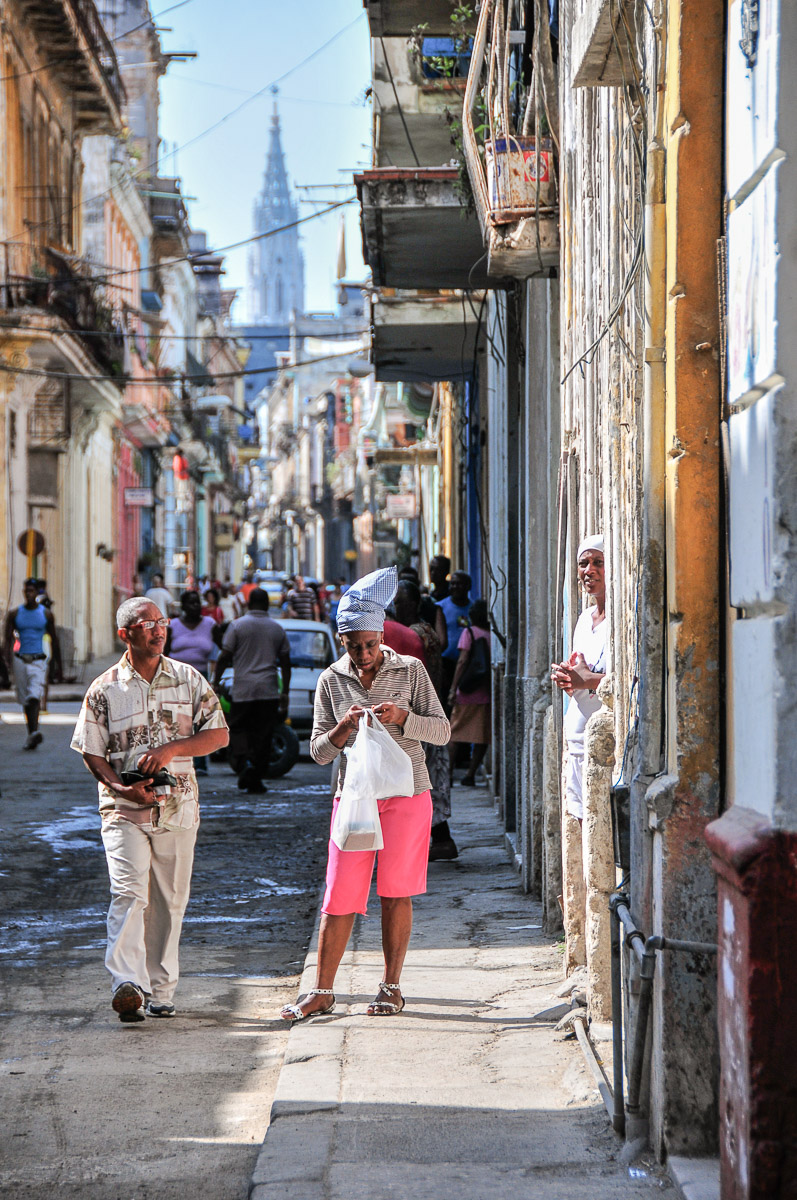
[275,618,339,730]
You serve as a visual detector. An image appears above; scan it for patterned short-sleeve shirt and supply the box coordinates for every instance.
[71,653,227,828]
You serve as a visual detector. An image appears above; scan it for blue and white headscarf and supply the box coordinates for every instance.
[336,566,397,634]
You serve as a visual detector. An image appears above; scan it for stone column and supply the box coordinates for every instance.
[583,678,616,1023]
[542,704,563,935]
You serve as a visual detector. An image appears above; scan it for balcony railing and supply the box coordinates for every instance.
[0,238,125,377]
[461,0,560,276]
[66,0,124,111]
[18,0,124,120]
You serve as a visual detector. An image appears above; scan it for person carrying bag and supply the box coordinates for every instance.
[281,566,450,1023]
[447,600,492,786]
[331,709,414,851]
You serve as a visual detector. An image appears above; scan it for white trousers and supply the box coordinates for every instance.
[101,818,198,1002]
[565,747,584,820]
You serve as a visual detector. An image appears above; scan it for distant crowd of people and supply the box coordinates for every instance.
[143,571,348,627]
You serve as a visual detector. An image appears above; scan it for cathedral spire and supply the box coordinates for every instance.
[248,89,305,324]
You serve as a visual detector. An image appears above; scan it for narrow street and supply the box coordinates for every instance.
[0,704,331,1200]
[0,699,679,1200]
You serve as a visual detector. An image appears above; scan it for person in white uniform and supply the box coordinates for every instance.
[552,535,607,820]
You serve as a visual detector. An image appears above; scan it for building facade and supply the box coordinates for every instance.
[358,0,797,1193]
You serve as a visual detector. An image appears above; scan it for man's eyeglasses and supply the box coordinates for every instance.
[129,618,170,630]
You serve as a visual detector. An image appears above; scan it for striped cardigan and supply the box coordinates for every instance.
[310,647,450,797]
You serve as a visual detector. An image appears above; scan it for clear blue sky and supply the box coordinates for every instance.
[156,0,371,319]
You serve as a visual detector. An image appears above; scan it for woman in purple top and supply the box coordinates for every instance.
[167,592,216,674]
[166,591,217,773]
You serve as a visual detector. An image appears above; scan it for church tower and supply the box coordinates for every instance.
[248,93,305,324]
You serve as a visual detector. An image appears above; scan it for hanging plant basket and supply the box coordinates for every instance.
[484,135,554,225]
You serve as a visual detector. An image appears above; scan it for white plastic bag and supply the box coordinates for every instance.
[331,711,415,852]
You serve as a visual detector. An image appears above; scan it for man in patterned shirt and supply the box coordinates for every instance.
[71,597,229,1024]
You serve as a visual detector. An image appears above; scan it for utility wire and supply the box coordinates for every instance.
[4,12,365,249]
[378,37,421,167]
[90,196,356,282]
[0,0,197,85]
[0,322,368,342]
[0,348,373,387]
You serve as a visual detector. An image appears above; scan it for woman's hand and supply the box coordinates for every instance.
[329,704,368,749]
[372,702,408,727]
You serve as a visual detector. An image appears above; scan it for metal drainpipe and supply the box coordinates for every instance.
[610,901,626,1134]
[611,895,718,1123]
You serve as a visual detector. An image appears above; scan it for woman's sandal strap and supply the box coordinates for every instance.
[309,988,334,996]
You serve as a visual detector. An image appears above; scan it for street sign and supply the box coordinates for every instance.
[343,549,358,562]
[385,493,417,519]
[124,487,154,507]
[17,529,45,556]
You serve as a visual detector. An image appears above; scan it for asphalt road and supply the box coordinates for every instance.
[0,703,333,1200]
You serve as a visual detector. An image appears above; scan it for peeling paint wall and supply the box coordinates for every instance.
[558,0,723,1159]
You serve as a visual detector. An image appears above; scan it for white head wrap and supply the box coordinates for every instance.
[576,534,604,560]
[336,566,397,633]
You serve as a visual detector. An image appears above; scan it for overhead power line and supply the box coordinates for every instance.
[0,348,372,387]
[0,0,198,85]
[91,196,356,282]
[4,12,366,249]
[0,322,368,343]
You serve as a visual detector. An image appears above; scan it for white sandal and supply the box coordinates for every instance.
[367,982,405,1016]
[281,988,336,1023]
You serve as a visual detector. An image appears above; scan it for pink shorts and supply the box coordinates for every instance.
[322,790,433,916]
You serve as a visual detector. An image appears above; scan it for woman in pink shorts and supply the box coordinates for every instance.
[281,566,450,1022]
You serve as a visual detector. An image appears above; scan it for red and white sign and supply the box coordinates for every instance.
[124,487,154,507]
[386,493,417,520]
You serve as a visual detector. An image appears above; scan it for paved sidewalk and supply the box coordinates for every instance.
[251,787,677,1200]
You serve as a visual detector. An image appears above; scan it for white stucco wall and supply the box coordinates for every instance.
[725,0,797,829]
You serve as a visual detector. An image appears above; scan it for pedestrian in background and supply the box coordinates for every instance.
[435,570,473,713]
[71,597,228,1023]
[214,587,291,794]
[447,600,492,787]
[218,582,239,624]
[286,574,319,621]
[145,572,174,618]
[201,588,224,624]
[166,592,218,774]
[393,579,457,860]
[237,572,257,611]
[3,578,62,750]
[429,554,451,602]
[400,565,437,624]
[282,566,449,1023]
